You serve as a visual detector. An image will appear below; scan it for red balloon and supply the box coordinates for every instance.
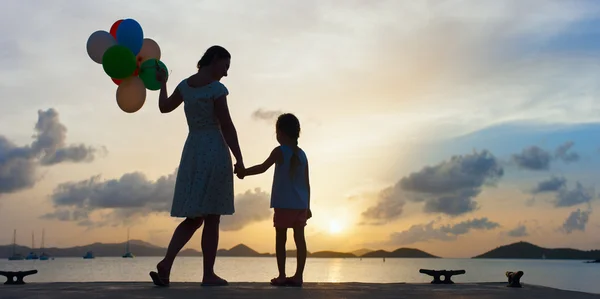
[109,20,123,39]
[111,67,139,85]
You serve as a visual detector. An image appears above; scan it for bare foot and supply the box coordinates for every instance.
[202,273,228,286]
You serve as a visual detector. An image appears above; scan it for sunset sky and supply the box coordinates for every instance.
[1,0,600,258]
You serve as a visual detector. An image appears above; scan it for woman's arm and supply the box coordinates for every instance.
[243,147,281,177]
[158,81,184,113]
[214,95,243,167]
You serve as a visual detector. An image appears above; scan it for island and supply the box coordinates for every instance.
[473,241,600,260]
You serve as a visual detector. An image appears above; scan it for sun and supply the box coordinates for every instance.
[329,220,344,234]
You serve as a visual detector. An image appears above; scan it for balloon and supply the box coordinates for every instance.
[116,77,146,113]
[137,38,161,63]
[102,45,137,79]
[111,68,139,85]
[109,19,123,39]
[116,19,144,55]
[139,59,168,91]
[86,30,116,64]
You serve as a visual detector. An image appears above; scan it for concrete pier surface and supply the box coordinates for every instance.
[2,282,599,299]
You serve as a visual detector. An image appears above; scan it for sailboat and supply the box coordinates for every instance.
[39,229,50,260]
[83,250,95,259]
[122,228,134,258]
[25,231,39,260]
[8,229,24,260]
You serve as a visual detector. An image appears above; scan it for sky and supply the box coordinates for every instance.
[1,0,600,258]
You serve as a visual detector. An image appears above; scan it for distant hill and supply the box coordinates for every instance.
[310,251,356,258]
[473,241,600,260]
[351,248,373,256]
[361,248,438,258]
[217,244,269,257]
[0,239,199,258]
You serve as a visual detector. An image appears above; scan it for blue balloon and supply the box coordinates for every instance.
[116,19,144,55]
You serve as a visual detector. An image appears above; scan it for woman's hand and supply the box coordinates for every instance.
[234,162,245,179]
[156,62,168,83]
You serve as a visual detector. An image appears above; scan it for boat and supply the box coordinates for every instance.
[122,228,135,258]
[39,229,50,261]
[8,229,25,260]
[83,251,95,259]
[25,231,39,260]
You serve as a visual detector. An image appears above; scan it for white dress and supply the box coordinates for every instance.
[169,79,235,217]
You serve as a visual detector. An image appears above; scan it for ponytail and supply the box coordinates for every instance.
[289,139,301,178]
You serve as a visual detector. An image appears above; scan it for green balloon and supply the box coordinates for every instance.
[102,45,136,79]
[139,59,168,91]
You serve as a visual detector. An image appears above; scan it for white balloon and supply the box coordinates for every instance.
[86,30,116,64]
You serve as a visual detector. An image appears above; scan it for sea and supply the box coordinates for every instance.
[1,257,598,294]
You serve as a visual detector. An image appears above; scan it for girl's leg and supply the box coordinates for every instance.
[275,227,288,279]
[157,217,204,280]
[201,214,227,284]
[292,226,307,282]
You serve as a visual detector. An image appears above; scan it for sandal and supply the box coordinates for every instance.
[286,277,303,287]
[201,278,229,287]
[270,277,288,286]
[149,271,170,287]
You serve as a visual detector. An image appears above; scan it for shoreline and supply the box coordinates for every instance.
[2,282,599,299]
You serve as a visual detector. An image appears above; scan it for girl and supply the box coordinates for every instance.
[237,113,311,287]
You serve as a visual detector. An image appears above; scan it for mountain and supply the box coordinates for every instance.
[0,242,429,258]
[310,251,356,258]
[0,241,200,258]
[217,244,269,257]
[473,241,600,260]
[361,248,438,258]
[351,248,373,256]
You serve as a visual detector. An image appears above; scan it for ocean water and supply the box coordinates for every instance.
[1,257,598,294]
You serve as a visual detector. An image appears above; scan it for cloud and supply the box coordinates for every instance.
[554,141,580,163]
[512,142,580,171]
[387,217,500,246]
[43,170,271,230]
[554,182,594,207]
[362,150,503,223]
[252,109,284,122]
[507,224,529,237]
[531,176,567,194]
[42,170,177,227]
[220,188,272,231]
[360,185,405,225]
[561,209,591,234]
[512,146,552,171]
[0,108,100,196]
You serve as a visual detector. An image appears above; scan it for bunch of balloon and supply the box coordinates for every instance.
[86,18,169,113]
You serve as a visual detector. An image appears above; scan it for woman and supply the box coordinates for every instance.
[149,45,244,287]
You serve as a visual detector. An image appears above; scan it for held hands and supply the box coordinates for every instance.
[234,162,246,180]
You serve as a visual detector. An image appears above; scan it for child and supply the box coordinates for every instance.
[237,113,311,287]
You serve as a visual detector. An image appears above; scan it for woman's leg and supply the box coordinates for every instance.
[157,217,204,279]
[292,226,307,282]
[201,214,226,284]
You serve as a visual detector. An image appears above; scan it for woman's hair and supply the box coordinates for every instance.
[197,45,231,69]
[276,113,301,177]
